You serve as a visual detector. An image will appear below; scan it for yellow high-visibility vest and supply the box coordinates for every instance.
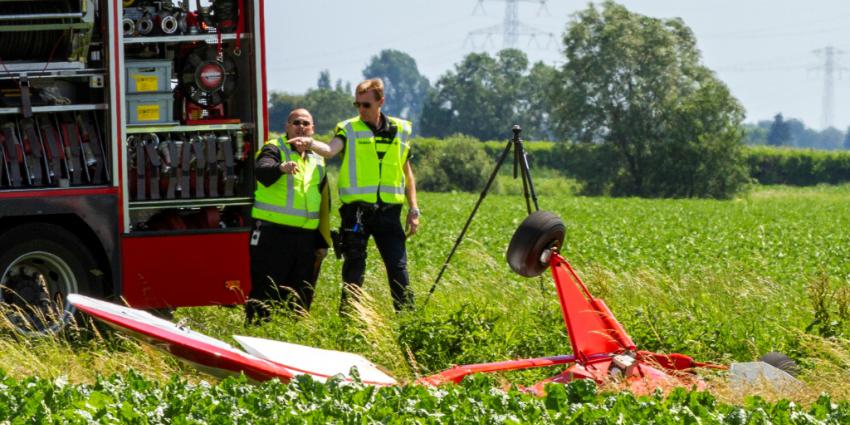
[252,138,325,229]
[336,116,412,204]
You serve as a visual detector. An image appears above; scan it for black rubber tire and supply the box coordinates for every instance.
[506,211,566,278]
[759,352,799,377]
[0,223,101,335]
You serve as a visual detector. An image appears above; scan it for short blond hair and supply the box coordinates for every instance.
[356,78,384,101]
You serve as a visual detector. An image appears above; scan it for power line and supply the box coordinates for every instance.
[466,0,556,50]
[699,12,850,39]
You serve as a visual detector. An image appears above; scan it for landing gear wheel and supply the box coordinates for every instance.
[506,211,565,278]
[759,352,799,376]
[0,223,100,336]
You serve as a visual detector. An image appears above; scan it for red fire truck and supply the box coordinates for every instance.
[0,0,267,333]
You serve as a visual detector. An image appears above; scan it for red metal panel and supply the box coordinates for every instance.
[71,295,293,382]
[550,254,631,358]
[0,187,116,200]
[121,232,251,308]
[419,355,581,386]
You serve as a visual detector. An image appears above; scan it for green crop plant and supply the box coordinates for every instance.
[2,184,850,419]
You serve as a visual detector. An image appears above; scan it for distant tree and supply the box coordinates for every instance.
[785,118,817,147]
[753,116,847,150]
[767,114,791,146]
[420,52,503,140]
[523,61,558,140]
[548,1,747,198]
[818,127,844,150]
[268,92,305,133]
[844,127,850,149]
[420,49,555,140]
[317,70,332,90]
[335,79,351,95]
[300,71,353,135]
[362,50,430,128]
[743,122,769,145]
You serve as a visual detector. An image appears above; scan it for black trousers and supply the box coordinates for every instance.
[340,202,413,311]
[247,220,319,322]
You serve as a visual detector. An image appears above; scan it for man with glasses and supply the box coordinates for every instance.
[291,79,419,312]
[246,108,331,323]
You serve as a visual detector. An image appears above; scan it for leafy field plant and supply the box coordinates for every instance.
[3,371,850,423]
[2,184,850,419]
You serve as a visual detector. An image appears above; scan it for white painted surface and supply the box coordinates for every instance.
[234,335,397,385]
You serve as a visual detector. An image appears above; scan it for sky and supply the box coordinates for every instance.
[265,1,850,131]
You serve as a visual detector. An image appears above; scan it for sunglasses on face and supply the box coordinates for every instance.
[290,119,312,126]
[353,101,373,109]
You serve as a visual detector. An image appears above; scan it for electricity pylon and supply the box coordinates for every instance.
[465,0,556,50]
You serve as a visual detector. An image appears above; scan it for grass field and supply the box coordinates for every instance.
[2,182,850,420]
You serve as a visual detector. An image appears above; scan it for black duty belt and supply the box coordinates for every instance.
[348,201,402,212]
[256,219,316,235]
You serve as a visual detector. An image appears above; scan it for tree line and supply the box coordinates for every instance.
[745,114,850,150]
[268,1,837,199]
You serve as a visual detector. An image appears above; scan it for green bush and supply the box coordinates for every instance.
[316,134,850,193]
[746,146,850,185]
[491,142,850,189]
[412,135,492,192]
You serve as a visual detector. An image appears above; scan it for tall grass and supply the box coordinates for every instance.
[0,309,193,384]
[2,184,850,404]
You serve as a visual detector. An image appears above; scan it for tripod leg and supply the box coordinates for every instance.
[423,138,514,308]
[513,142,533,214]
[515,138,540,212]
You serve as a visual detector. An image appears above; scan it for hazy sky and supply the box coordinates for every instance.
[265,1,850,130]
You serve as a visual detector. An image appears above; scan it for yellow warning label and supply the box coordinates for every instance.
[136,104,161,121]
[133,75,158,92]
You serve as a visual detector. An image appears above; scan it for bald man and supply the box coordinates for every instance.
[246,109,331,322]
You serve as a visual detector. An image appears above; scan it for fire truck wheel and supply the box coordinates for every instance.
[506,211,565,278]
[0,223,100,335]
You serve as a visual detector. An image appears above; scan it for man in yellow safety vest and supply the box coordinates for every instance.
[292,79,419,312]
[247,108,331,322]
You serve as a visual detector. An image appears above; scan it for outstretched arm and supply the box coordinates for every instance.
[291,136,344,158]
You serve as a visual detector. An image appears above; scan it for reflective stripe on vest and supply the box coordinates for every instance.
[252,138,324,229]
[338,116,411,204]
[253,200,320,219]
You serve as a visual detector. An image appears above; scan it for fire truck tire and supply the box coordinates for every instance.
[759,352,799,377]
[506,211,565,278]
[0,223,101,335]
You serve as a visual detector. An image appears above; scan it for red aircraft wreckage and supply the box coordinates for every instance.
[68,211,800,394]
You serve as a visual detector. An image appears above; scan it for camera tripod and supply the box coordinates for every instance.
[423,125,540,307]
